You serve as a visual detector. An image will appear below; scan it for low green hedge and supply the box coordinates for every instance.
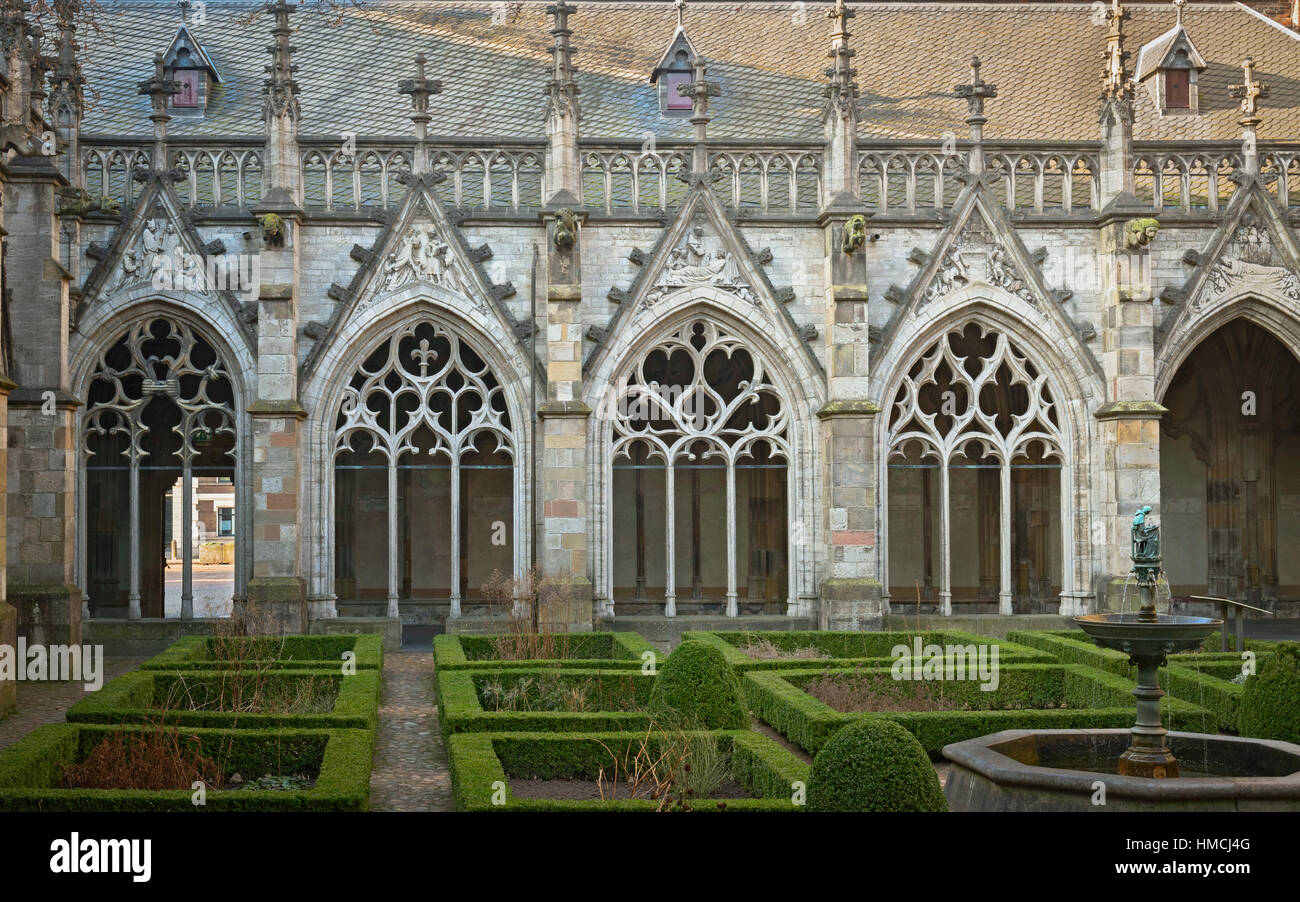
[433,632,655,673]
[0,723,372,811]
[65,669,380,731]
[438,668,655,736]
[447,729,809,812]
[1238,642,1300,743]
[809,719,947,812]
[1008,630,1250,731]
[683,629,1055,672]
[141,634,383,672]
[745,663,1214,756]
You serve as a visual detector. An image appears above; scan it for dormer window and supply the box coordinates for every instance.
[161,24,221,116]
[650,26,699,117]
[1135,1,1206,116]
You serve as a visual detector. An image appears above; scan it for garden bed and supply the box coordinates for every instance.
[438,668,654,735]
[0,723,372,811]
[682,629,1055,672]
[141,634,383,672]
[433,632,655,673]
[745,663,1215,757]
[447,729,809,812]
[66,669,380,731]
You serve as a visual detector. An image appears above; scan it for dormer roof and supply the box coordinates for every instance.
[163,23,222,83]
[649,26,698,85]
[1135,16,1207,82]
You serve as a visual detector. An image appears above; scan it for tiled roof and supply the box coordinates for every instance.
[78,2,1300,142]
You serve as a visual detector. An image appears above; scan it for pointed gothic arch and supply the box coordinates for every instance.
[873,293,1099,616]
[303,303,532,622]
[73,311,250,621]
[587,297,822,619]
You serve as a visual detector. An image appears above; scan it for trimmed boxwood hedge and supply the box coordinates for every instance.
[1238,642,1300,743]
[65,668,380,731]
[744,663,1214,756]
[809,719,947,812]
[0,723,372,811]
[433,632,655,674]
[683,629,1056,672]
[447,729,809,812]
[141,634,383,672]
[438,668,656,736]
[648,640,749,729]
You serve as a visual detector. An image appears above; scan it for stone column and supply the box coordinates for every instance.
[0,371,15,717]
[817,211,882,629]
[1093,208,1163,613]
[537,211,593,631]
[4,155,81,645]
[244,212,308,633]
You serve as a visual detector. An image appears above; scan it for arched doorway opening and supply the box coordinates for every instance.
[1160,318,1300,608]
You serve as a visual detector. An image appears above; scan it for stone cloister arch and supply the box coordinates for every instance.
[586,296,823,619]
[303,302,532,622]
[872,293,1100,617]
[72,308,253,620]
[1158,307,1300,609]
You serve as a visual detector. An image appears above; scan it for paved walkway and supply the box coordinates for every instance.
[0,657,143,751]
[368,650,453,812]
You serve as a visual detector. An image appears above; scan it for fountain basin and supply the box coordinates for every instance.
[1074,613,1222,658]
[943,729,1300,811]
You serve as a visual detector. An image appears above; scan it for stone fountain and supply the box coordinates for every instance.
[942,506,1300,811]
[1072,505,1219,778]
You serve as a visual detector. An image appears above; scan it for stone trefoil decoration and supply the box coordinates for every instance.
[645,224,755,307]
[1202,216,1300,307]
[381,222,470,299]
[922,219,1035,307]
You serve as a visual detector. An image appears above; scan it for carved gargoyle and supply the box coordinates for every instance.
[55,187,121,218]
[842,214,868,255]
[1124,218,1160,249]
[553,208,577,252]
[260,212,286,247]
[0,124,47,157]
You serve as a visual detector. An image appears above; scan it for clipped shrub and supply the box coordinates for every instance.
[1238,642,1300,743]
[647,640,748,729]
[807,718,947,812]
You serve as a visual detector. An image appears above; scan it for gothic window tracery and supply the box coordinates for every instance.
[82,318,238,620]
[609,320,790,617]
[333,321,515,619]
[885,323,1067,615]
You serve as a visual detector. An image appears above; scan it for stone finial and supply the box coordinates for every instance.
[1173,0,1185,27]
[1101,0,1133,101]
[823,0,858,122]
[138,51,180,172]
[1231,56,1268,126]
[954,56,996,173]
[399,53,441,172]
[138,52,181,115]
[545,1,581,122]
[262,0,300,120]
[49,0,85,121]
[1232,56,1268,177]
[680,55,720,177]
[675,0,686,30]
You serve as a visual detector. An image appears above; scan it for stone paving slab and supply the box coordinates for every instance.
[369,651,452,812]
